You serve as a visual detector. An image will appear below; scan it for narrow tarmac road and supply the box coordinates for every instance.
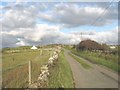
[64,49,118,88]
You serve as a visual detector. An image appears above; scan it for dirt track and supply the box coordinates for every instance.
[64,49,118,88]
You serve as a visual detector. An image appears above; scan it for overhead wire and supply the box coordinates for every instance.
[79,1,114,41]
[88,0,114,31]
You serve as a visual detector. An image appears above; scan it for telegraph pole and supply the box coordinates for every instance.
[80,32,83,41]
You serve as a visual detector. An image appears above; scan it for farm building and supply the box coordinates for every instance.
[76,39,109,51]
[31,46,38,50]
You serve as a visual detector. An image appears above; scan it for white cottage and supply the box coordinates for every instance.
[31,46,38,50]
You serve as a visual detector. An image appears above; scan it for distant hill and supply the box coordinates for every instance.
[76,39,109,51]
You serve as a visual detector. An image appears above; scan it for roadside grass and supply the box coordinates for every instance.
[64,46,119,72]
[68,53,91,69]
[48,50,74,88]
[2,48,50,88]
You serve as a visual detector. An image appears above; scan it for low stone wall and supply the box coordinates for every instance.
[29,47,61,88]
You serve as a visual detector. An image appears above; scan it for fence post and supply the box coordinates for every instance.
[40,49,42,55]
[29,60,32,85]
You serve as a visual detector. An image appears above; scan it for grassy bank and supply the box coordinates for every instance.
[65,46,119,72]
[68,53,91,69]
[48,50,74,88]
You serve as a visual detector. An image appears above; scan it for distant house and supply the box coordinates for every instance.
[31,46,38,50]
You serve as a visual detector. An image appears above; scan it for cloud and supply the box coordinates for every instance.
[70,27,118,45]
[16,38,29,46]
[1,2,118,48]
[1,2,117,29]
[2,24,118,48]
[2,23,80,47]
[1,2,40,29]
[2,34,18,47]
[2,24,64,47]
[38,2,118,28]
[2,11,35,29]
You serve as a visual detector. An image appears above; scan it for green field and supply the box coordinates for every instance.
[65,45,119,72]
[2,48,50,88]
[2,46,74,88]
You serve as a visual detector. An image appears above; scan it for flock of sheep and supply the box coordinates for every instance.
[29,46,61,88]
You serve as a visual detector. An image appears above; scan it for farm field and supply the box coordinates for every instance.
[2,47,50,88]
[2,45,74,88]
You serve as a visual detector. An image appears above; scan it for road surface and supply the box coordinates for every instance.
[64,49,118,88]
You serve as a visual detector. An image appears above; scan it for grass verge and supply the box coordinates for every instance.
[68,53,91,69]
[48,50,74,88]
